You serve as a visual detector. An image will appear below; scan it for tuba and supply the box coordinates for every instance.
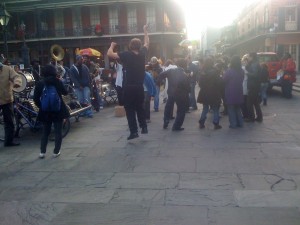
[50,44,65,61]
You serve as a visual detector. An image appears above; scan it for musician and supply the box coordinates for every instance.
[69,55,93,117]
[107,24,149,140]
[0,62,22,147]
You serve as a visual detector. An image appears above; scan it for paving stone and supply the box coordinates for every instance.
[51,203,149,225]
[179,173,242,190]
[0,171,50,187]
[234,190,300,207]
[0,201,66,225]
[34,188,115,203]
[208,206,300,225]
[38,172,113,188]
[260,143,300,159]
[110,189,165,205]
[166,189,235,207]
[107,173,179,189]
[23,158,81,172]
[148,206,208,225]
[274,159,300,174]
[134,156,196,173]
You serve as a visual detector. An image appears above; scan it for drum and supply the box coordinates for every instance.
[13,72,35,93]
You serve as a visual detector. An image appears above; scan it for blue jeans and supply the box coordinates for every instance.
[189,82,197,109]
[260,82,268,101]
[199,105,220,125]
[154,85,160,111]
[75,87,93,117]
[227,105,243,128]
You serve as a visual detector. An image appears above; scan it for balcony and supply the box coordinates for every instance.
[285,21,297,31]
[1,23,181,42]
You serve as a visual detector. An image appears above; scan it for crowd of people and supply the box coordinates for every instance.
[0,23,297,158]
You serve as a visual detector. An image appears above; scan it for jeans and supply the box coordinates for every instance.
[144,92,151,120]
[75,86,93,116]
[0,103,15,145]
[227,105,243,128]
[123,85,146,134]
[154,85,160,111]
[199,105,220,125]
[247,92,262,121]
[189,82,197,109]
[41,120,63,154]
[261,82,268,101]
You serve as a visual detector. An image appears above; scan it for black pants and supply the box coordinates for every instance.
[281,80,292,98]
[144,91,151,120]
[164,95,187,129]
[241,95,249,118]
[247,92,262,121]
[0,103,15,145]
[123,85,146,134]
[116,86,124,106]
[41,120,63,154]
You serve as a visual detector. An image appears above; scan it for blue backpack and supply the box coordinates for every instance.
[40,85,61,112]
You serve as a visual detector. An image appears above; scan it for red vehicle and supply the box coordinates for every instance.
[256,52,281,84]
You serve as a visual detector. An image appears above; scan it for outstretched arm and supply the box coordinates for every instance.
[107,42,120,59]
[143,25,149,49]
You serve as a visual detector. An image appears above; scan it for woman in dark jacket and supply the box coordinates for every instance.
[197,57,223,129]
[34,65,70,159]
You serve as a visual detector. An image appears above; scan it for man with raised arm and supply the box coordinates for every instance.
[107,25,149,140]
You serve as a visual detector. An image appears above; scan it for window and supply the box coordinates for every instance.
[54,9,64,36]
[285,7,296,21]
[291,44,297,59]
[109,7,119,34]
[127,6,137,33]
[146,4,156,31]
[73,7,82,36]
[90,7,100,27]
[264,6,269,28]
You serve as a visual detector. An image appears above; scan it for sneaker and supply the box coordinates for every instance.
[39,153,45,159]
[214,124,222,130]
[127,133,139,140]
[141,127,148,134]
[53,152,61,158]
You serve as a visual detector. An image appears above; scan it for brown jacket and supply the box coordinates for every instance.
[0,65,22,105]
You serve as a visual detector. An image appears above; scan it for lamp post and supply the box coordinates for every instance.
[20,21,30,69]
[0,4,11,58]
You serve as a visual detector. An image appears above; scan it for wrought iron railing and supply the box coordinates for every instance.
[0,23,182,41]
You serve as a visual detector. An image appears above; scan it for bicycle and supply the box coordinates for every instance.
[13,97,70,139]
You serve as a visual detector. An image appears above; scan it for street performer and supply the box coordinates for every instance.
[0,61,22,147]
[107,24,149,140]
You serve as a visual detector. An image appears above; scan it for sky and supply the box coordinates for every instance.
[173,0,258,40]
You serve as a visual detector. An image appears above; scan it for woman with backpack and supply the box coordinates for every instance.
[34,65,70,159]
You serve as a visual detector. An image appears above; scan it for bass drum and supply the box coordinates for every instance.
[13,72,35,93]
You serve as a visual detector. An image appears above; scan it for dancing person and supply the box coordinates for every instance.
[197,57,223,130]
[144,70,157,123]
[223,56,244,128]
[158,58,190,131]
[0,62,22,147]
[150,56,163,112]
[107,24,149,140]
[245,52,263,122]
[33,65,70,158]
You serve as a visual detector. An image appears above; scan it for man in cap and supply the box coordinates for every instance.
[0,62,22,146]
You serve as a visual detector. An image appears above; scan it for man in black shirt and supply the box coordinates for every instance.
[107,25,149,140]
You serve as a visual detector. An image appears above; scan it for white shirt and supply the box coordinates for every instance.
[115,63,123,87]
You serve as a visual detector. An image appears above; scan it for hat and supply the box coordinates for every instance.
[76,55,83,61]
[150,56,158,65]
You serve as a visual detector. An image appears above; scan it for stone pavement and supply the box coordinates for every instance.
[0,88,300,225]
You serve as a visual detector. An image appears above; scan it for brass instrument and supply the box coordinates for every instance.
[50,44,65,78]
[50,44,65,61]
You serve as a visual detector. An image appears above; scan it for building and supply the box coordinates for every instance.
[0,0,185,67]
[218,0,300,70]
[199,27,222,57]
